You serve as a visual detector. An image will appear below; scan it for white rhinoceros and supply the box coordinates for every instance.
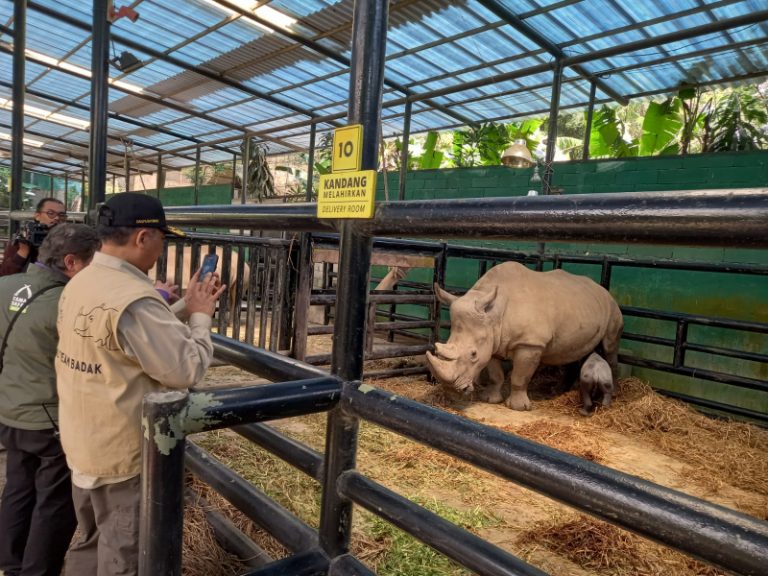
[425,262,623,411]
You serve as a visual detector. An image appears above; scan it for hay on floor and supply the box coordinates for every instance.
[519,514,727,576]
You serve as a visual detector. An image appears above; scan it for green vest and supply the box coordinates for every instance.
[0,264,67,430]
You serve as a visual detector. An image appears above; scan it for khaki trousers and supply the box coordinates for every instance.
[65,476,140,576]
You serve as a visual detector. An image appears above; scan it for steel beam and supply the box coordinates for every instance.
[26,1,320,122]
[475,0,628,105]
[11,0,26,227]
[88,0,109,207]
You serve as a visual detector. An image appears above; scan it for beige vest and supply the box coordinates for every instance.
[56,261,168,478]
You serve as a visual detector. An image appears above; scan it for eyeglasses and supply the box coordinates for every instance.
[44,210,67,219]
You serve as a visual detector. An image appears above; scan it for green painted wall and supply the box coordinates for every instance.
[375,151,768,417]
[142,184,234,206]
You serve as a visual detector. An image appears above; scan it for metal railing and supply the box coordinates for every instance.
[141,334,768,576]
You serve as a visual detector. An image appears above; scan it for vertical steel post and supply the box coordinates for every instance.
[398,99,412,201]
[193,145,200,205]
[319,0,389,560]
[157,152,164,199]
[542,60,563,196]
[139,390,188,576]
[241,135,250,204]
[81,167,87,209]
[293,124,317,359]
[230,153,237,200]
[125,154,131,193]
[582,81,597,161]
[88,0,109,209]
[63,173,68,205]
[11,0,26,232]
[306,123,316,201]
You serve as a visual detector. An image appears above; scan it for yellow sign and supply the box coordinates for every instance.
[331,124,363,172]
[317,170,377,219]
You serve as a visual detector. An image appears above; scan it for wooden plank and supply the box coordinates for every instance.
[313,247,434,269]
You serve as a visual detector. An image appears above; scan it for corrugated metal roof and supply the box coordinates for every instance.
[0,0,766,177]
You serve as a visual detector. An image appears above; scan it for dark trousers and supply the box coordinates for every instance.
[0,424,77,576]
[66,476,140,576]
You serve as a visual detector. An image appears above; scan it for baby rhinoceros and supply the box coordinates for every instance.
[579,352,614,416]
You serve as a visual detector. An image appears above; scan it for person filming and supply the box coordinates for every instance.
[0,198,68,277]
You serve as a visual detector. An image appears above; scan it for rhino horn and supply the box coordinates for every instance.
[434,283,458,306]
[426,343,458,382]
[474,285,498,314]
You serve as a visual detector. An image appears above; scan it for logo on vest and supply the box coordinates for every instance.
[73,304,119,350]
[57,351,102,375]
[9,284,33,313]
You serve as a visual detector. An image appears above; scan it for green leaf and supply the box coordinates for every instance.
[639,99,682,156]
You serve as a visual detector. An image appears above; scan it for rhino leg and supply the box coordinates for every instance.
[477,358,505,404]
[602,310,624,383]
[504,346,541,411]
[579,379,594,416]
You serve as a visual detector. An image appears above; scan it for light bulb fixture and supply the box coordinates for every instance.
[501,139,535,168]
[110,50,143,74]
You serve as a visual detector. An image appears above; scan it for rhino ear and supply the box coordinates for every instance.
[474,285,498,314]
[434,283,458,305]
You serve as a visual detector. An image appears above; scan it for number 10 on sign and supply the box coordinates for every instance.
[332,125,363,172]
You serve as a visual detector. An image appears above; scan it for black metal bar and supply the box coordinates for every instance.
[621,306,768,333]
[657,390,768,424]
[328,553,376,576]
[88,0,109,209]
[674,320,689,368]
[139,390,189,576]
[161,190,768,247]
[618,354,768,393]
[342,383,768,575]
[211,333,328,381]
[185,490,272,568]
[231,153,237,202]
[398,100,412,201]
[542,60,562,195]
[582,81,597,160]
[338,471,547,576]
[125,154,131,193]
[186,442,318,553]
[185,378,341,434]
[293,234,313,360]
[240,548,328,576]
[11,0,26,234]
[233,423,324,481]
[241,136,250,203]
[193,145,201,206]
[245,246,259,343]
[319,0,388,560]
[307,343,428,367]
[684,342,768,364]
[360,191,768,246]
[306,124,316,201]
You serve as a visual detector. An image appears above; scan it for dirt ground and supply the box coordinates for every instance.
[186,355,768,576]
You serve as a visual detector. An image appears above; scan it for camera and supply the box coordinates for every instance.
[14,221,50,248]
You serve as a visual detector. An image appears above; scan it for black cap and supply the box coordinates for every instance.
[97,193,185,237]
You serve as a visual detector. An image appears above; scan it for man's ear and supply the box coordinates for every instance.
[63,253,77,272]
[134,228,150,248]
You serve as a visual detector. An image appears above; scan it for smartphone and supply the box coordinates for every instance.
[199,253,219,278]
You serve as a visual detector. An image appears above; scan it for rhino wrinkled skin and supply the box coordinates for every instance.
[426,262,623,411]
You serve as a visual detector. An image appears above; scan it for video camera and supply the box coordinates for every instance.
[14,220,50,248]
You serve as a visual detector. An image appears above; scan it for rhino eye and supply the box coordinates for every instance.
[470,349,478,360]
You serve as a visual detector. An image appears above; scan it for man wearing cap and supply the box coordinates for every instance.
[55,193,225,575]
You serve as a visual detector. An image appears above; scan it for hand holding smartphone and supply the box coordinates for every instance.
[199,253,219,279]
